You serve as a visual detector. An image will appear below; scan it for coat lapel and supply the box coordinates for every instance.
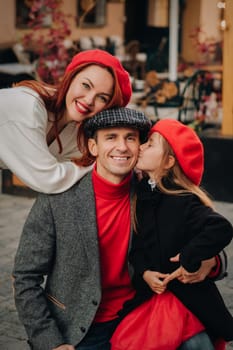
[73,172,101,281]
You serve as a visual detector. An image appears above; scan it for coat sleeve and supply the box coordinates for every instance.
[0,91,93,193]
[12,194,65,350]
[180,196,233,272]
[129,230,148,275]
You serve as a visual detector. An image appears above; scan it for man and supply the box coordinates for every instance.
[12,107,225,350]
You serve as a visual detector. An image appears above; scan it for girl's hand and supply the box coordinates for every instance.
[163,254,217,284]
[143,270,169,294]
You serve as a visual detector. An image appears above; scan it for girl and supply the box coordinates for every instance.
[0,49,132,193]
[111,119,233,350]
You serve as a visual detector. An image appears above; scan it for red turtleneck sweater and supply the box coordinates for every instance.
[92,167,135,322]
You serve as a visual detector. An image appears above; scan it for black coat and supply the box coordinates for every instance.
[126,179,233,341]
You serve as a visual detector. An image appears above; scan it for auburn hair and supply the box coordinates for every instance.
[15,63,124,156]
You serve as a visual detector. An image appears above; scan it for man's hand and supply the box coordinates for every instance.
[53,345,75,350]
[163,254,217,285]
[143,270,169,294]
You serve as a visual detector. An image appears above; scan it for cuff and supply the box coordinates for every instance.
[208,255,221,278]
[210,250,228,281]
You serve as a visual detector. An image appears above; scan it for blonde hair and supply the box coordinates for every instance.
[154,134,213,208]
[133,134,214,232]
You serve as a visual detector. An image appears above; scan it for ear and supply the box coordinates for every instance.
[88,138,98,157]
[164,155,175,170]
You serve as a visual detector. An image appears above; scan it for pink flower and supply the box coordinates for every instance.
[22,0,74,84]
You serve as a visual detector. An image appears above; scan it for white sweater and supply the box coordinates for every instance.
[0,86,93,193]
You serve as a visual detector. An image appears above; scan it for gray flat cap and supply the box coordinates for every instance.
[83,107,152,141]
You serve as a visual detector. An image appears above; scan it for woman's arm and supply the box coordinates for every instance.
[0,104,92,193]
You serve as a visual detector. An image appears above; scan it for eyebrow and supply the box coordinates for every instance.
[104,130,139,137]
[83,77,113,97]
[127,131,139,137]
[148,137,156,145]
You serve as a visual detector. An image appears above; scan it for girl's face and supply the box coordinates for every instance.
[65,65,114,123]
[136,132,164,180]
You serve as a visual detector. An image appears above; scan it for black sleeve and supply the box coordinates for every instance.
[180,196,233,272]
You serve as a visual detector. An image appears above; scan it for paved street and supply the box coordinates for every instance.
[0,193,233,349]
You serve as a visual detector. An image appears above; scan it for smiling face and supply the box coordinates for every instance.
[137,132,164,181]
[65,65,114,123]
[88,127,140,184]
[136,131,175,182]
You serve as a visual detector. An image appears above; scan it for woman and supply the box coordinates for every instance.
[110,119,233,350]
[0,49,132,193]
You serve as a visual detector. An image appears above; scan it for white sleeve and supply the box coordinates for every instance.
[0,118,93,194]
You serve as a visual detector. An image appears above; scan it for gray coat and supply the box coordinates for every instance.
[12,172,227,349]
[13,172,125,350]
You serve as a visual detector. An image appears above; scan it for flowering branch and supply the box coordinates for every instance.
[22,0,74,84]
[189,27,222,66]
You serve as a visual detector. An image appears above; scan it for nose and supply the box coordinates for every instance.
[85,91,95,106]
[140,143,146,151]
[117,138,128,151]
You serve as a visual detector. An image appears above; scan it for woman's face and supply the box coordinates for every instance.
[65,65,114,123]
[136,132,164,179]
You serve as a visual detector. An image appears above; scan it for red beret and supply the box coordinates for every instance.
[150,119,204,185]
[65,49,132,106]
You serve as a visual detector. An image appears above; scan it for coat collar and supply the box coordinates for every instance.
[73,172,101,280]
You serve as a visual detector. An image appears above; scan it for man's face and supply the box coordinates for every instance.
[88,127,140,184]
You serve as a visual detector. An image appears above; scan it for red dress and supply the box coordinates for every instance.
[110,291,226,350]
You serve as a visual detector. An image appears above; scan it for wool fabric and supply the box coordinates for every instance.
[83,107,151,142]
[150,119,204,185]
[92,167,135,322]
[65,49,132,106]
